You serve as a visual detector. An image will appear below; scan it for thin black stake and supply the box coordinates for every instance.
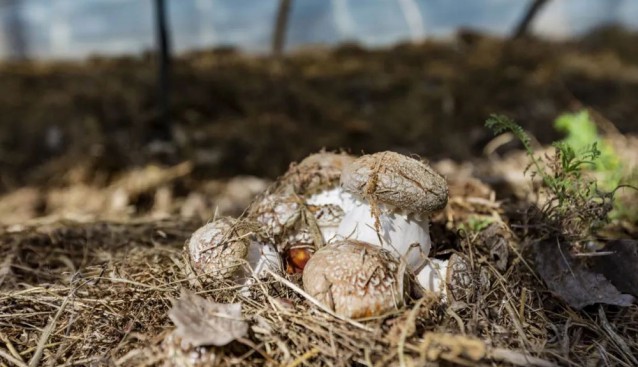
[272,0,292,57]
[153,0,172,142]
[512,0,550,39]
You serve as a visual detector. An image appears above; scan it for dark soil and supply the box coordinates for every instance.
[1,26,637,193]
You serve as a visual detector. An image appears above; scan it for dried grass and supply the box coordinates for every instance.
[1,183,636,366]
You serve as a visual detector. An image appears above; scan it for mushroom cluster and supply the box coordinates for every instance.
[186,150,466,319]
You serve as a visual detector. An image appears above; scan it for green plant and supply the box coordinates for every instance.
[458,215,496,233]
[554,110,622,191]
[485,114,613,240]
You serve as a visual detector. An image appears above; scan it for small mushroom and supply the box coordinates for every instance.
[187,217,249,279]
[248,191,344,268]
[416,254,490,303]
[278,151,357,211]
[336,151,448,271]
[248,193,301,239]
[187,217,282,281]
[303,240,406,319]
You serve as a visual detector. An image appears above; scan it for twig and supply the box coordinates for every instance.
[0,334,25,366]
[265,270,373,332]
[285,347,320,367]
[598,306,638,366]
[398,297,425,367]
[0,348,28,367]
[490,347,558,367]
[28,292,72,367]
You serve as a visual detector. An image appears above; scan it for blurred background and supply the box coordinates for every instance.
[0,0,637,222]
[1,0,637,58]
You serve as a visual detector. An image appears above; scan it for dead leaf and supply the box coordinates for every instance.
[534,241,635,309]
[590,239,638,297]
[168,289,248,347]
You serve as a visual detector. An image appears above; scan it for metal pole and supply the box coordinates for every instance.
[153,0,172,142]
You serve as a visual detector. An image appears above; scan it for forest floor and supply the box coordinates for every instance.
[1,27,638,366]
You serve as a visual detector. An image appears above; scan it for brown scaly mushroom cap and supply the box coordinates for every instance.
[279,151,356,196]
[187,217,250,279]
[340,151,448,215]
[248,193,302,238]
[302,240,406,319]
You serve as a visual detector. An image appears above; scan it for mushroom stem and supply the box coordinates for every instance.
[416,258,448,297]
[336,198,431,271]
[245,241,282,279]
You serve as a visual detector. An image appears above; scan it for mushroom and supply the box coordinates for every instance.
[278,151,357,212]
[248,191,345,272]
[416,254,490,303]
[187,217,282,281]
[187,217,249,279]
[302,240,406,319]
[336,151,448,271]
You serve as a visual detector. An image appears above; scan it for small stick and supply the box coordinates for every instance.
[28,292,72,367]
[490,347,558,367]
[285,347,320,367]
[398,297,426,367]
[0,334,25,365]
[0,348,28,367]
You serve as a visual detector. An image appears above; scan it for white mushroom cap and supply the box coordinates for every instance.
[302,240,406,319]
[187,217,249,279]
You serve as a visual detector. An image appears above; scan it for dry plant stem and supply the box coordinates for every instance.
[284,347,320,367]
[490,347,558,367]
[398,297,426,367]
[265,269,373,332]
[597,306,638,366]
[0,348,28,367]
[0,333,25,366]
[28,290,72,367]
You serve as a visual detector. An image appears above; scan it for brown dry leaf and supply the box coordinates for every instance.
[168,289,248,347]
[534,241,635,309]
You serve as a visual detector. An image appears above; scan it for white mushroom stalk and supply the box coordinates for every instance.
[416,258,448,298]
[337,200,431,270]
[336,151,448,273]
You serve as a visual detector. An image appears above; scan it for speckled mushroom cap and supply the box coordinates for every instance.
[279,151,356,195]
[302,240,406,319]
[187,217,250,279]
[340,151,448,214]
[248,193,301,237]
